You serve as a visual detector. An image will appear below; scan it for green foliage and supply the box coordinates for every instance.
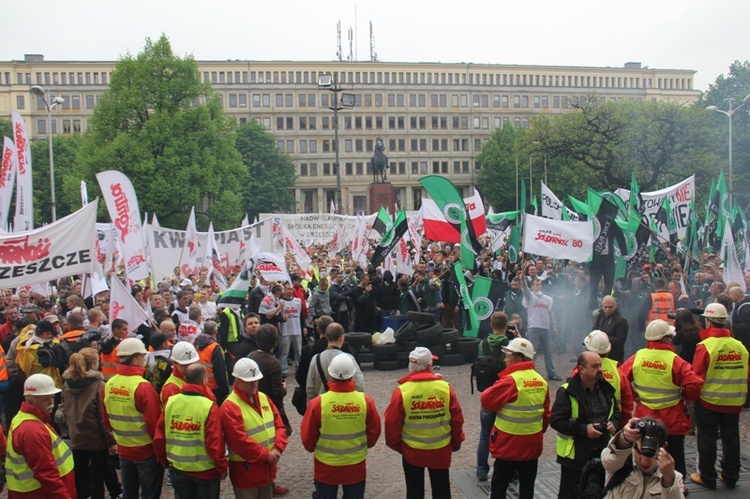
[476,126,527,212]
[235,119,296,219]
[0,118,11,139]
[69,35,247,230]
[32,135,82,225]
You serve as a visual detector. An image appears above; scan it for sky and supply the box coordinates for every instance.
[1,0,748,93]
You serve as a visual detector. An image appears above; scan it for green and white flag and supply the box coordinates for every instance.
[370,209,408,266]
[372,206,392,237]
[453,262,479,337]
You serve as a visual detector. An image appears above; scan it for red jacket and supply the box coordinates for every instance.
[102,364,162,461]
[569,360,634,421]
[619,342,703,435]
[293,284,309,318]
[0,321,13,342]
[8,403,77,499]
[154,383,228,479]
[693,327,750,414]
[480,361,551,461]
[384,371,464,469]
[220,386,288,489]
[160,367,186,407]
[300,381,381,485]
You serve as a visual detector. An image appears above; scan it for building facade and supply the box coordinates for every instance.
[0,55,699,214]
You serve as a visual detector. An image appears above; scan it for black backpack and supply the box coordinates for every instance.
[471,337,506,394]
[577,455,633,499]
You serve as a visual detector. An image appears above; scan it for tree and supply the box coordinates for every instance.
[235,119,296,219]
[69,35,247,230]
[0,118,11,139]
[32,135,82,225]
[476,126,528,212]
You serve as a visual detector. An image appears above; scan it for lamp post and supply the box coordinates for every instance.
[30,85,64,222]
[706,93,750,203]
[318,73,354,214]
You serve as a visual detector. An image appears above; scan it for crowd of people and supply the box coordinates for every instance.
[0,238,749,499]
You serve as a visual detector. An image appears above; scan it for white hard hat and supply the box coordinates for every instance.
[170,341,199,365]
[502,337,535,360]
[24,373,61,396]
[233,358,263,382]
[328,354,357,380]
[583,330,611,355]
[117,338,148,357]
[702,303,728,323]
[644,319,676,341]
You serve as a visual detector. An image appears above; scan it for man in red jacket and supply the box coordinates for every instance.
[385,347,464,499]
[6,373,76,499]
[690,303,750,490]
[619,319,703,490]
[220,358,288,498]
[301,354,381,499]
[481,337,551,499]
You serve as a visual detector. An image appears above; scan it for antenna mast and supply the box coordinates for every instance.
[369,21,378,62]
[335,20,342,62]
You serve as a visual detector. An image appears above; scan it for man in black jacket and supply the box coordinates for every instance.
[593,296,629,363]
[329,271,353,333]
[550,351,621,499]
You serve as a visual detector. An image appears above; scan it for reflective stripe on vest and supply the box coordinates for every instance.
[399,379,452,450]
[494,369,547,436]
[164,393,215,472]
[601,357,621,406]
[314,390,368,466]
[198,342,221,390]
[6,411,74,492]
[100,348,120,381]
[699,336,749,407]
[632,349,681,409]
[104,374,153,447]
[647,293,674,323]
[222,307,239,343]
[555,382,615,460]
[225,391,276,462]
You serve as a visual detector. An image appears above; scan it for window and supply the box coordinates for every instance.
[542,96,548,108]
[323,140,330,152]
[299,94,306,107]
[533,96,540,108]
[376,117,383,129]
[262,94,270,106]
[375,94,383,107]
[413,188,422,210]
[16,95,24,109]
[300,140,308,153]
[286,117,293,130]
[263,118,270,129]
[522,96,529,108]
[285,94,293,107]
[299,117,307,130]
[364,94,372,107]
[356,139,363,152]
[482,117,489,129]
[239,94,247,107]
[276,94,283,107]
[253,94,261,107]
[309,140,317,153]
[300,163,308,176]
[356,162,364,175]
[277,117,284,130]
[388,94,395,107]
[286,140,294,153]
[310,163,318,176]
[63,120,71,133]
[514,96,520,108]
[229,94,238,108]
[38,119,47,134]
[86,95,95,109]
[322,117,330,129]
[345,139,352,152]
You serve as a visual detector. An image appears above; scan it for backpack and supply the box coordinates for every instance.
[576,455,633,499]
[471,337,506,394]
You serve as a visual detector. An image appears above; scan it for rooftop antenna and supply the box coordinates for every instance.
[354,3,358,61]
[336,20,342,62]
[369,21,378,62]
[347,27,354,61]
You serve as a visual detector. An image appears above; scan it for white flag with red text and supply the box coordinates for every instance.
[181,207,199,272]
[396,237,414,277]
[283,224,311,271]
[109,275,151,331]
[351,215,369,269]
[203,223,227,292]
[1,137,18,231]
[330,223,345,255]
[12,113,33,232]
[522,214,594,261]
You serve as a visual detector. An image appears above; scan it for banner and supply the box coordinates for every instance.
[522,214,594,261]
[96,171,149,281]
[12,112,33,232]
[261,213,376,246]
[109,275,151,331]
[615,175,694,239]
[256,251,291,282]
[541,182,579,221]
[421,189,486,243]
[0,202,98,288]
[1,137,18,230]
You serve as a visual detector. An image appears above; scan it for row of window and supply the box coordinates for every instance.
[2,71,109,87]
[298,160,472,178]
[281,136,489,155]
[36,118,82,134]
[15,94,102,111]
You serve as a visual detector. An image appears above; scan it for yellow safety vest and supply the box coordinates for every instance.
[632,348,681,410]
[222,307,239,343]
[601,357,622,406]
[6,411,74,492]
[162,372,185,394]
[315,390,368,466]
[699,336,749,407]
[164,393,215,472]
[224,391,276,462]
[555,382,615,460]
[400,379,452,450]
[494,369,547,435]
[104,374,153,447]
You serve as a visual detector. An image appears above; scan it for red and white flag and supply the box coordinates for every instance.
[0,137,18,231]
[351,215,369,269]
[12,112,33,232]
[181,207,199,272]
[96,170,149,281]
[330,223,345,255]
[408,206,424,265]
[396,237,414,277]
[203,222,227,292]
[283,224,311,271]
[109,276,151,331]
[422,189,486,243]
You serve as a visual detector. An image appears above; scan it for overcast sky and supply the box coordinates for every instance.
[2,0,747,93]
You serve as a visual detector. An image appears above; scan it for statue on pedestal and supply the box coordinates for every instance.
[370,137,388,184]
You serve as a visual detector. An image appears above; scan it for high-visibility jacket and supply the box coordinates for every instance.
[494,369,547,435]
[222,308,239,343]
[601,357,621,406]
[197,341,221,390]
[0,344,8,382]
[6,411,74,493]
[100,346,120,381]
[104,374,153,447]
[699,336,749,407]
[162,372,185,394]
[315,390,368,466]
[556,382,615,460]
[164,393,215,472]
[632,348,681,410]
[399,379,451,451]
[225,391,276,461]
[647,292,674,323]
[16,341,63,388]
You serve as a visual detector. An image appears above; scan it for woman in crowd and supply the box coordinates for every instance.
[673,308,701,364]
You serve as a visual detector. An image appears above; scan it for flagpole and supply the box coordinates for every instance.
[529,157,533,207]
[515,157,519,211]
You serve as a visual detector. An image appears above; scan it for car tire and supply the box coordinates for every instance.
[406,311,438,324]
[374,359,402,371]
[371,343,399,360]
[345,332,373,347]
[437,353,466,366]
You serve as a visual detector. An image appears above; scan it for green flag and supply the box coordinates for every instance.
[471,276,508,338]
[370,209,407,266]
[508,224,521,264]
[629,174,642,217]
[453,262,479,337]
[716,171,730,239]
[568,195,590,217]
[372,206,392,236]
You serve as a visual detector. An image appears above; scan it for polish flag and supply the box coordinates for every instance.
[422,189,486,243]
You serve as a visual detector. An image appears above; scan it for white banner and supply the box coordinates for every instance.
[110,275,151,331]
[181,207,199,272]
[615,175,694,239]
[1,137,18,231]
[256,251,291,282]
[96,171,150,281]
[0,202,98,288]
[12,112,33,232]
[202,222,227,292]
[522,214,594,261]
[261,213,376,246]
[283,224,311,271]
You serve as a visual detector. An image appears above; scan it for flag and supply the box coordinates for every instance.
[330,199,336,214]
[351,215,369,269]
[471,275,509,338]
[732,205,747,268]
[522,214,594,261]
[372,206,392,236]
[283,224,312,271]
[705,178,720,251]
[0,137,18,230]
[151,213,161,228]
[203,223,227,292]
[721,219,746,292]
[540,182,565,220]
[716,171,730,240]
[330,223,345,255]
[181,207,199,272]
[240,213,249,227]
[683,199,700,272]
[421,188,486,243]
[371,209,408,266]
[12,112,33,232]
[396,237,413,277]
[109,276,151,331]
[453,262,479,337]
[408,207,423,266]
[256,251,291,282]
[80,181,89,207]
[629,174,643,217]
[520,178,527,215]
[486,210,520,255]
[508,225,521,264]
[217,260,253,310]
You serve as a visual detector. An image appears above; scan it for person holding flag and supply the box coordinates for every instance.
[521,261,562,381]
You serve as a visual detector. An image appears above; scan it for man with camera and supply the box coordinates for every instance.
[601,417,684,498]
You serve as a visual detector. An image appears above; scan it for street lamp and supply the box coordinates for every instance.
[30,85,65,222]
[318,73,354,214]
[706,93,750,203]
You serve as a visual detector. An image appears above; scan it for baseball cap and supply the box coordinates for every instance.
[409,347,438,366]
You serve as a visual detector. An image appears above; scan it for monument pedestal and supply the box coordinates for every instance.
[369,182,395,214]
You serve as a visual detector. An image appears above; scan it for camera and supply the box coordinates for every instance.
[666,312,676,320]
[630,420,667,457]
[593,422,608,433]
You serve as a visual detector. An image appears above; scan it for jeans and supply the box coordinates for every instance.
[279,334,302,374]
[491,458,537,499]
[120,454,164,499]
[314,479,366,499]
[528,328,557,378]
[476,409,496,477]
[403,457,451,499]
[695,402,740,484]
[557,465,582,499]
[169,468,220,499]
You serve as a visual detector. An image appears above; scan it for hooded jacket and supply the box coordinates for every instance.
[62,369,116,451]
